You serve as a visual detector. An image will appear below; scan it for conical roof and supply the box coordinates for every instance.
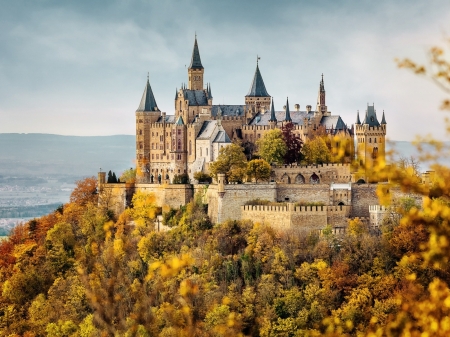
[176,116,185,125]
[246,63,270,97]
[356,110,361,125]
[189,37,203,69]
[269,99,277,122]
[136,77,159,112]
[285,97,292,122]
[381,110,387,124]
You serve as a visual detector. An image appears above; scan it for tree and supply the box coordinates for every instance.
[246,159,271,182]
[281,122,302,164]
[209,143,247,183]
[70,177,98,206]
[120,168,136,184]
[193,171,212,183]
[256,129,287,164]
[301,137,331,165]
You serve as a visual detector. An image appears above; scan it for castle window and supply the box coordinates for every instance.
[178,129,181,135]
[177,154,181,161]
[374,138,377,143]
[171,154,174,160]
[152,132,154,137]
[156,154,159,159]
[156,132,158,136]
[369,138,372,143]
[139,130,142,135]
[189,141,192,155]
[178,140,181,150]
[152,154,154,159]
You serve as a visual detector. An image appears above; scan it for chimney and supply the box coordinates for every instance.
[294,104,300,111]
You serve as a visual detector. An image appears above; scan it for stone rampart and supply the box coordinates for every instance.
[272,163,351,184]
[241,204,351,232]
[277,184,330,204]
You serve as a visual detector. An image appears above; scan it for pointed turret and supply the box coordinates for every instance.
[356,110,361,125]
[316,73,327,115]
[246,61,270,97]
[285,97,292,122]
[136,76,159,112]
[189,36,203,69]
[176,116,185,125]
[381,110,386,124]
[175,88,178,100]
[208,83,213,98]
[269,99,277,122]
[320,73,325,92]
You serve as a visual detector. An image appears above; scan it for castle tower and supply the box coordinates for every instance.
[188,36,204,90]
[173,116,188,176]
[315,74,329,116]
[245,57,271,113]
[284,97,292,123]
[354,104,387,182]
[136,75,161,182]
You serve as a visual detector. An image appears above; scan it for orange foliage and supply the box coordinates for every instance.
[70,176,98,206]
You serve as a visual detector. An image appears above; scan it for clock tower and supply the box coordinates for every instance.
[188,36,204,90]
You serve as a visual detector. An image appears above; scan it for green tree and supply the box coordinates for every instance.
[256,129,287,164]
[120,168,136,183]
[246,159,271,183]
[302,137,331,165]
[209,143,247,183]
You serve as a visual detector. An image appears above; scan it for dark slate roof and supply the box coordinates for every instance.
[211,105,245,117]
[248,111,348,131]
[246,64,270,97]
[197,120,217,139]
[183,89,208,106]
[136,79,159,112]
[176,116,184,125]
[285,98,292,122]
[381,110,386,124]
[269,99,277,122]
[213,130,231,143]
[156,115,176,123]
[355,111,361,125]
[189,37,203,69]
[363,105,380,127]
[320,116,346,130]
[249,110,314,126]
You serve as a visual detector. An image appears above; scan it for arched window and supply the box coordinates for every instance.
[374,138,377,143]
[177,140,181,151]
[372,147,378,159]
[369,138,372,143]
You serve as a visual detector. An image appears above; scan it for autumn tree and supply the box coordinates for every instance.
[69,176,97,206]
[281,122,302,164]
[301,137,331,165]
[120,167,136,183]
[246,159,271,182]
[256,129,287,164]
[209,143,247,183]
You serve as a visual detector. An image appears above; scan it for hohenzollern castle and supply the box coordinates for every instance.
[98,37,423,233]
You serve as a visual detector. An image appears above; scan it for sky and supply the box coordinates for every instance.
[0,0,449,141]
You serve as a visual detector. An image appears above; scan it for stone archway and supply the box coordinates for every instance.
[295,174,305,184]
[310,173,320,184]
[338,201,345,206]
[281,173,291,184]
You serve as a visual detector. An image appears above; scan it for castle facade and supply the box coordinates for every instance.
[134,37,387,184]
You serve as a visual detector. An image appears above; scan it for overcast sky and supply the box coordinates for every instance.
[1,0,449,140]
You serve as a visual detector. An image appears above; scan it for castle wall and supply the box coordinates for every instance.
[276,184,330,204]
[241,204,351,232]
[272,163,351,184]
[135,184,193,209]
[351,184,379,218]
[206,183,277,223]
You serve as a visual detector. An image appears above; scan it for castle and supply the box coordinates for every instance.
[98,37,403,232]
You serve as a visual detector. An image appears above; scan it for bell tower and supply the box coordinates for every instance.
[188,36,204,90]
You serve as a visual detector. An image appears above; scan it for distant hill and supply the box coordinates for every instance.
[0,133,135,179]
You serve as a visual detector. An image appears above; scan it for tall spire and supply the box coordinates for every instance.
[189,35,203,69]
[269,99,277,122]
[356,110,361,125]
[246,59,270,97]
[285,97,292,122]
[208,83,213,98]
[381,110,386,124]
[136,76,159,112]
[320,73,325,92]
[175,88,178,100]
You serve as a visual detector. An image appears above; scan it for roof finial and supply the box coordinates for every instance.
[147,72,149,81]
[257,55,260,65]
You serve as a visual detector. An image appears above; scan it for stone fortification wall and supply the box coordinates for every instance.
[351,184,379,218]
[206,183,277,224]
[272,163,351,184]
[135,184,193,209]
[276,184,330,204]
[99,182,193,215]
[241,204,351,232]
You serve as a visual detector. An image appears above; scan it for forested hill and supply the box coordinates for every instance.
[0,133,135,177]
